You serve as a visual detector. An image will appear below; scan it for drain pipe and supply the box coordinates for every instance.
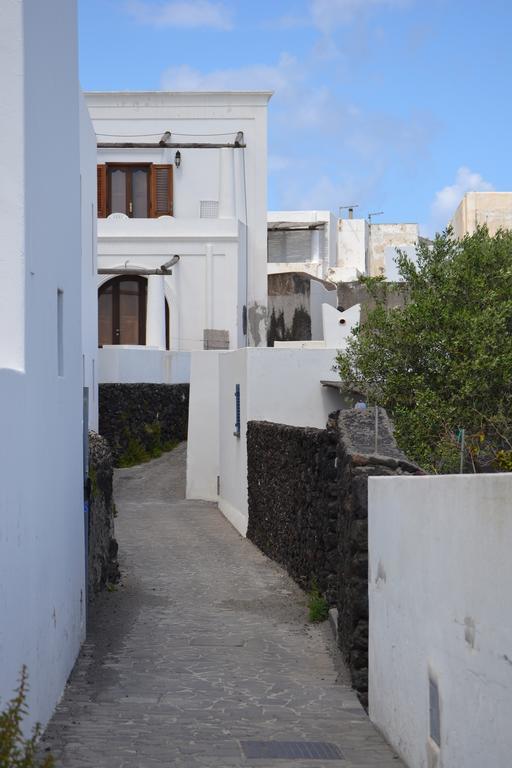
[98,254,180,276]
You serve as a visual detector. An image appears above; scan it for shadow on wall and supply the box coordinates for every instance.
[247,407,420,707]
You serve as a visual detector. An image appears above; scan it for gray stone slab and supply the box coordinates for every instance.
[40,443,403,767]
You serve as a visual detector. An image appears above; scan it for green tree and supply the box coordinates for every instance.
[335,227,512,473]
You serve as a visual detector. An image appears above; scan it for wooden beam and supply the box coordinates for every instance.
[97,141,246,149]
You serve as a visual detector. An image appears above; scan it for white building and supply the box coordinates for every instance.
[267,210,337,281]
[0,0,96,731]
[332,216,419,282]
[86,91,271,384]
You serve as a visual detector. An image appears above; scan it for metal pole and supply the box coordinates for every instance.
[459,428,465,474]
[374,406,379,453]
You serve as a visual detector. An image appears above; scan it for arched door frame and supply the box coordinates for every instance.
[98,272,171,349]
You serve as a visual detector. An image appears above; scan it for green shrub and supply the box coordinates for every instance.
[308,581,329,623]
[0,666,54,767]
[336,227,512,473]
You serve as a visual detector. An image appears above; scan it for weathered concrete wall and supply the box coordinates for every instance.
[267,272,311,346]
[336,281,408,323]
[247,408,419,706]
[451,191,512,238]
[368,223,418,276]
[369,472,512,768]
[99,383,189,464]
[267,272,337,345]
[88,432,119,597]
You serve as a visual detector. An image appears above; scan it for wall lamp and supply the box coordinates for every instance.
[175,150,181,168]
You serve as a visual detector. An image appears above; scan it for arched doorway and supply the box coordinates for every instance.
[98,275,170,348]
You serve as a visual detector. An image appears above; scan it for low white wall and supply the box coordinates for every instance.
[369,473,512,768]
[98,347,190,384]
[217,347,343,535]
[186,351,220,501]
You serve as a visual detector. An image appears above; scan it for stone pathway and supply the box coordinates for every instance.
[41,443,403,767]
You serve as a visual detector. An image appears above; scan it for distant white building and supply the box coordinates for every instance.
[450,191,512,238]
[86,91,271,384]
[267,211,337,281]
[267,209,419,284]
[333,216,419,282]
[0,0,96,731]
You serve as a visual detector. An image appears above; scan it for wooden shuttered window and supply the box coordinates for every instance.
[97,164,107,218]
[97,163,173,218]
[150,164,173,217]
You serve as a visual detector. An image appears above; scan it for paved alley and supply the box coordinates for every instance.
[41,443,402,767]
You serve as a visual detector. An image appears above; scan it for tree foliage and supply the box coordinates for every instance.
[335,227,512,473]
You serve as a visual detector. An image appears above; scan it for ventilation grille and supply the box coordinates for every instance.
[200,200,219,218]
[155,167,170,211]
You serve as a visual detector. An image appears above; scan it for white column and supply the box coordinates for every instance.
[218,148,236,219]
[311,228,320,262]
[205,243,213,329]
[146,275,166,349]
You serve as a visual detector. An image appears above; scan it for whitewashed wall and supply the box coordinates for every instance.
[186,348,343,535]
[186,352,221,501]
[99,347,190,384]
[80,94,99,429]
[369,473,512,768]
[0,0,87,731]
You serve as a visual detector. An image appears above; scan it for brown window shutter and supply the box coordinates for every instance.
[97,164,107,218]
[150,164,173,217]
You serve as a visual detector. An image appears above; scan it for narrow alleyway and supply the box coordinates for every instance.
[42,444,402,767]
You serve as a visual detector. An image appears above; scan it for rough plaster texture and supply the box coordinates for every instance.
[450,191,512,238]
[41,444,403,767]
[369,472,512,768]
[99,383,189,464]
[247,409,419,706]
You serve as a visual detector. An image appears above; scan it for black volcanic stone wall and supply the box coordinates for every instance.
[247,422,339,603]
[99,383,189,464]
[247,408,420,706]
[88,431,119,598]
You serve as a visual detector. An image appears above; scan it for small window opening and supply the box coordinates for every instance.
[57,289,64,376]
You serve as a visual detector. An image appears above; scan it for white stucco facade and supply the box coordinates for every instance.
[0,0,92,731]
[186,347,344,535]
[87,91,271,383]
[369,473,512,768]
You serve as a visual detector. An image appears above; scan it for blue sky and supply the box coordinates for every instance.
[79,0,512,234]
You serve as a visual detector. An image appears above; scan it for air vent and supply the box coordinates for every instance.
[200,200,219,218]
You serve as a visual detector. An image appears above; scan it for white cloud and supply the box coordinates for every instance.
[125,0,233,30]
[310,0,411,33]
[161,54,296,91]
[430,166,494,232]
[160,52,435,216]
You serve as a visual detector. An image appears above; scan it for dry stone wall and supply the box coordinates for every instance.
[99,383,189,465]
[247,407,420,706]
[88,431,119,598]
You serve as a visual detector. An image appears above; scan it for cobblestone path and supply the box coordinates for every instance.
[41,443,402,767]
